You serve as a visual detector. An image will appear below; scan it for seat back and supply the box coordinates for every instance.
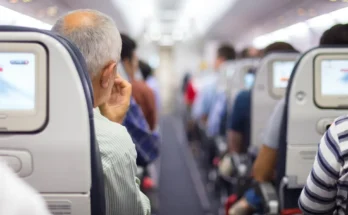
[0,26,105,215]
[251,53,298,148]
[217,60,236,95]
[227,59,259,110]
[277,47,348,209]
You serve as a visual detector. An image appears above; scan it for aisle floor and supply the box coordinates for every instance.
[158,115,208,215]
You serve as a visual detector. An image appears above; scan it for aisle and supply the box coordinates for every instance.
[158,115,210,215]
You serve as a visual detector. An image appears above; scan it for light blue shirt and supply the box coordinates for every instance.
[191,73,219,121]
[262,98,285,149]
[206,91,226,137]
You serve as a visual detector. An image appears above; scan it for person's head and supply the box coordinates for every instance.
[320,24,348,45]
[239,47,260,59]
[121,34,138,79]
[263,42,298,56]
[139,60,152,80]
[52,9,122,107]
[215,44,236,70]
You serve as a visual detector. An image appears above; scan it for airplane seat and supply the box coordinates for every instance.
[227,58,259,111]
[0,26,105,215]
[251,53,299,149]
[213,59,260,197]
[265,47,348,214]
[213,59,259,160]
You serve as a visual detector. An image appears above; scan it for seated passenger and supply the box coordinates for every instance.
[299,23,348,215]
[139,60,161,115]
[183,73,197,109]
[0,161,51,215]
[239,47,260,59]
[229,24,348,215]
[226,42,298,215]
[226,42,298,155]
[52,9,150,215]
[120,34,157,131]
[206,89,227,138]
[191,44,236,125]
[181,72,191,95]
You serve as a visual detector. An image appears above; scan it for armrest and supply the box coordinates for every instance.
[255,182,279,215]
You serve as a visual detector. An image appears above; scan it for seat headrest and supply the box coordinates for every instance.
[0,25,94,109]
[277,47,348,188]
[250,53,298,148]
[0,26,105,215]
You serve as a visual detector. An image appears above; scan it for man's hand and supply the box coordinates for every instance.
[100,75,132,124]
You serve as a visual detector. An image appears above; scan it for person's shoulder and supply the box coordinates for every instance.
[319,115,348,152]
[236,90,251,101]
[333,115,348,142]
[93,110,135,150]
[95,117,137,167]
[334,115,348,127]
[134,80,153,94]
[237,89,250,96]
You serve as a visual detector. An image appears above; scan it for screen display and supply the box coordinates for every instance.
[272,61,295,88]
[244,73,255,89]
[321,60,348,96]
[0,53,36,111]
[244,67,256,89]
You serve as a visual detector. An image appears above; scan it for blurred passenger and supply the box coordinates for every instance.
[52,10,150,215]
[118,34,160,168]
[121,34,157,131]
[183,73,197,109]
[227,42,298,215]
[191,44,236,125]
[239,47,260,59]
[0,161,51,215]
[181,72,191,94]
[229,24,348,215]
[139,60,161,114]
[226,42,298,155]
[299,23,348,215]
[184,72,198,144]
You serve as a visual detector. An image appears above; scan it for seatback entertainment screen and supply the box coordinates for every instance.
[320,60,348,96]
[0,53,36,111]
[272,61,296,88]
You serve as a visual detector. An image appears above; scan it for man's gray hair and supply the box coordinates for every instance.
[52,9,122,78]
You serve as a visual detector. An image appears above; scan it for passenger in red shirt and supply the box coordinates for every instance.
[185,80,196,107]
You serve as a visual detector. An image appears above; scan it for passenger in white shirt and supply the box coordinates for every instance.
[0,161,51,215]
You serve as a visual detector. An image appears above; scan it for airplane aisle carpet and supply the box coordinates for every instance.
[158,115,205,215]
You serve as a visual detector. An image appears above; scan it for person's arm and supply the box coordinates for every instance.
[142,84,157,131]
[226,92,246,154]
[252,99,284,182]
[99,76,132,124]
[123,99,160,167]
[103,144,151,215]
[299,122,341,214]
[252,145,277,182]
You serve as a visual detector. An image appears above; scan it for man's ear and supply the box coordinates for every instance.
[100,62,116,88]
